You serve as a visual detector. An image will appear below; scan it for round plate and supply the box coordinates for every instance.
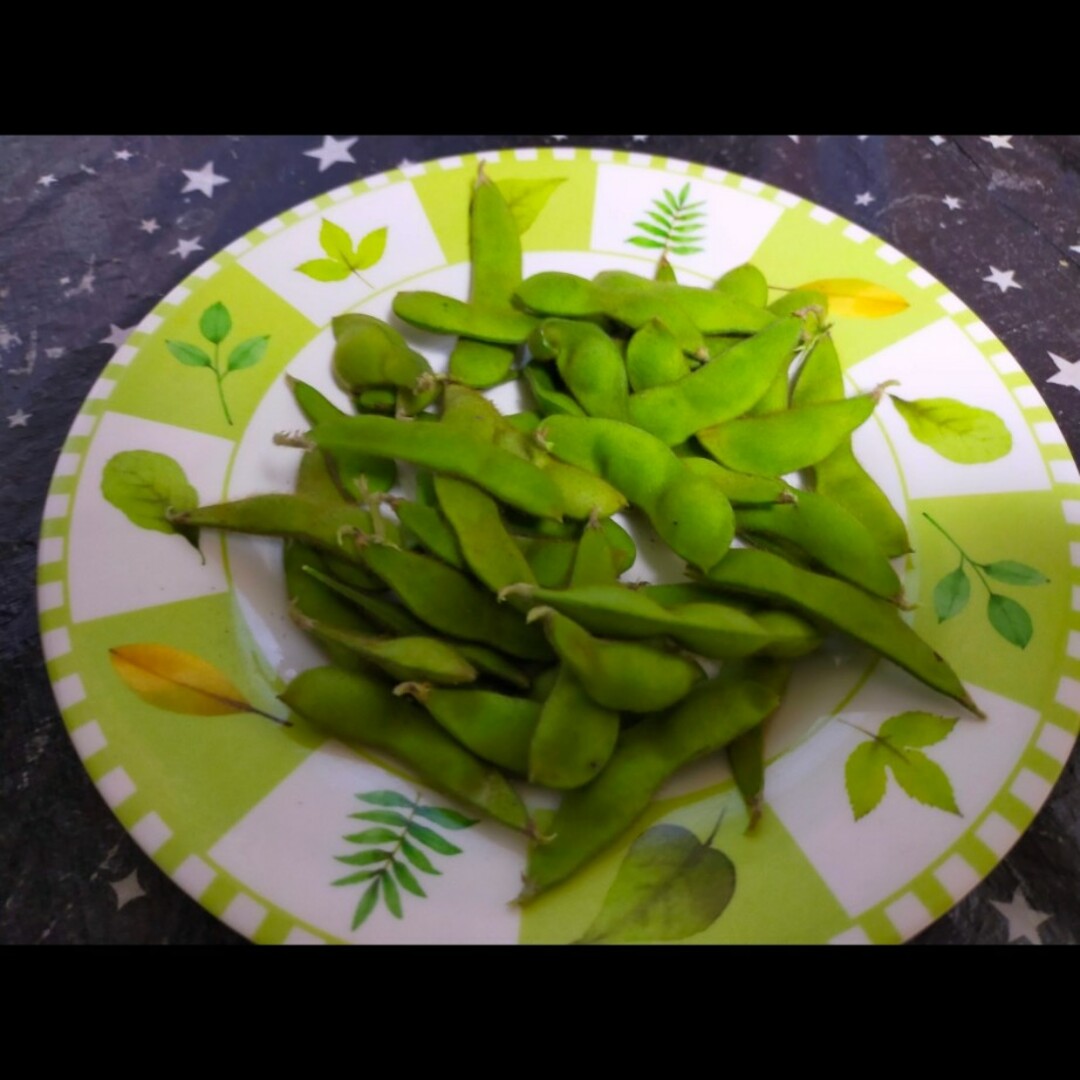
[38,148,1080,944]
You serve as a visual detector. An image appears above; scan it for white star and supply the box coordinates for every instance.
[787,135,800,143]
[551,135,568,141]
[631,135,649,142]
[303,134,358,173]
[991,888,1050,944]
[114,149,134,161]
[37,174,57,187]
[1047,352,1080,391]
[109,870,147,910]
[929,135,946,145]
[80,164,97,175]
[857,135,870,140]
[982,135,1014,150]
[1071,245,1080,255]
[943,195,962,210]
[45,346,64,359]
[983,266,1021,292]
[100,324,132,348]
[855,191,875,206]
[139,218,160,234]
[397,157,414,170]
[171,236,204,259]
[181,161,229,198]
[6,409,30,427]
[58,277,70,286]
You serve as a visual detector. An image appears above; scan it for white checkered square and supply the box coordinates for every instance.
[70,720,106,760]
[98,766,136,808]
[174,855,216,897]
[131,812,173,855]
[885,893,934,937]
[975,812,1020,856]
[933,854,981,900]
[1010,768,1053,811]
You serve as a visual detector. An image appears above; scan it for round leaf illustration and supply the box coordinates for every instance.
[891,396,1012,464]
[199,302,232,344]
[100,450,200,552]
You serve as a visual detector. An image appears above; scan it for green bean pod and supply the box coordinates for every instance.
[281,667,531,833]
[393,292,538,345]
[520,663,785,899]
[523,363,587,418]
[701,548,982,714]
[529,319,631,421]
[625,319,692,392]
[714,263,769,307]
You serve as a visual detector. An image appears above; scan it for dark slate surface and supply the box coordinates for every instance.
[3,134,1078,946]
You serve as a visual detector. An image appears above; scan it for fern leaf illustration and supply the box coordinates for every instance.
[628,184,706,257]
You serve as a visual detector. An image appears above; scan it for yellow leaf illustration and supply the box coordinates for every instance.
[797,278,910,319]
[108,643,285,723]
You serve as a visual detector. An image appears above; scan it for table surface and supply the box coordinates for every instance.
[4,133,1079,945]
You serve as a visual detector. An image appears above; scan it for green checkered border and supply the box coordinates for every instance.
[36,147,1080,945]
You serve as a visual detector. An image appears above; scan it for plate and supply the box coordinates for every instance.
[38,148,1080,944]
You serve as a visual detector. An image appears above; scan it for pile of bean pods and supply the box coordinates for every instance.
[173,168,980,902]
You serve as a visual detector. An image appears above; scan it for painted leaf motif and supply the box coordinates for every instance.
[351,880,380,929]
[496,177,566,236]
[344,828,400,845]
[880,712,958,748]
[414,806,477,830]
[797,279,909,318]
[934,564,970,622]
[199,302,232,344]
[354,227,388,270]
[987,593,1033,648]
[351,809,411,827]
[296,258,351,282]
[890,395,1012,464]
[576,823,736,944]
[319,218,354,263]
[845,741,888,820]
[100,450,200,551]
[358,790,416,809]
[336,849,390,867]
[381,871,403,918]
[166,340,213,368]
[400,838,441,876]
[888,749,961,815]
[980,560,1049,586]
[108,643,256,716]
[405,822,461,855]
[226,335,269,372]
[391,859,426,898]
[627,237,667,249]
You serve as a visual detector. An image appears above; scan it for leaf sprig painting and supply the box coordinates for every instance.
[334,790,476,931]
[296,219,388,286]
[627,183,705,257]
[844,712,961,821]
[166,302,269,425]
[925,513,1049,648]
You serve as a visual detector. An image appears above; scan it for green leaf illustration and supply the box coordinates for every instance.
[354,226,388,270]
[100,450,201,553]
[352,880,381,930]
[226,335,269,373]
[889,749,960,814]
[890,395,1012,464]
[577,823,735,944]
[358,790,416,809]
[844,712,961,821]
[297,219,389,284]
[199,302,232,345]
[333,790,474,931]
[879,711,958,748]
[987,593,1033,648]
[296,258,351,282]
[980,560,1050,586]
[166,340,213,368]
[934,564,970,622]
[496,177,567,235]
[844,742,889,820]
[414,806,477,830]
[319,218,354,262]
[627,184,706,257]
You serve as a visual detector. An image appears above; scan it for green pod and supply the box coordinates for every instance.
[397,683,539,775]
[529,319,630,422]
[306,416,565,521]
[433,474,537,596]
[331,314,439,415]
[287,375,397,495]
[728,723,765,830]
[534,608,704,713]
[714,263,769,308]
[701,548,982,714]
[697,391,880,477]
[520,664,784,899]
[281,667,530,833]
[625,319,691,392]
[514,536,577,589]
[792,334,912,557]
[523,362,587,418]
[360,542,552,662]
[528,665,620,789]
[679,456,790,507]
[393,499,466,569]
[173,494,399,566]
[355,387,398,413]
[393,292,538,345]
[768,289,828,320]
[569,517,623,588]
[751,610,823,658]
[736,490,903,601]
[297,615,479,687]
[654,255,678,284]
[628,317,805,446]
[295,448,347,505]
